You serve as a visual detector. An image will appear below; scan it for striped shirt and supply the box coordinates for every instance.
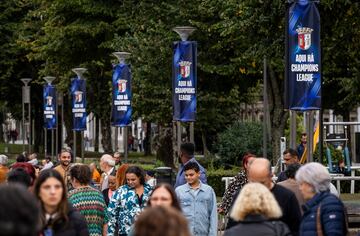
[68,186,108,236]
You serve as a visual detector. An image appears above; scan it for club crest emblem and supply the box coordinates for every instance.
[46,96,53,106]
[74,91,83,103]
[179,61,192,78]
[117,79,127,93]
[296,27,313,50]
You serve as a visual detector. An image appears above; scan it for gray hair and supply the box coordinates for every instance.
[0,155,8,165]
[100,154,115,167]
[295,162,330,193]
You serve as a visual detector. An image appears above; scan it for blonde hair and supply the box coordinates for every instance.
[230,182,282,221]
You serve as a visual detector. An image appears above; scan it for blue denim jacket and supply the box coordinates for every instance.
[176,182,217,236]
[175,158,207,188]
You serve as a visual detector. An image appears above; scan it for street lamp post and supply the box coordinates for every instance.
[172,26,196,164]
[21,78,32,154]
[43,76,56,160]
[72,68,87,163]
[113,52,131,163]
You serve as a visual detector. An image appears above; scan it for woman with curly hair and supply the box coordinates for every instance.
[224,183,290,236]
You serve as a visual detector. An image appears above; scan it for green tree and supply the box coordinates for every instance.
[17,0,122,153]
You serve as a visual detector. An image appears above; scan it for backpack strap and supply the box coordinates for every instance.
[316,204,324,236]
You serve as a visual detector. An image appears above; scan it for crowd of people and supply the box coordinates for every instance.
[0,141,350,236]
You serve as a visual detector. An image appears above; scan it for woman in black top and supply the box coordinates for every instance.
[34,169,89,236]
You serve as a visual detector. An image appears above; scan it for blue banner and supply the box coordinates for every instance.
[71,78,87,130]
[43,84,57,129]
[111,63,132,126]
[173,41,197,121]
[286,0,321,110]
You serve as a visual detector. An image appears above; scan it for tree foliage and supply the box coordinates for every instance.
[0,0,359,161]
[216,121,264,165]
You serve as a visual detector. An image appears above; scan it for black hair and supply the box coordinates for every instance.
[146,170,155,177]
[183,162,200,173]
[283,148,299,158]
[70,164,91,185]
[285,163,301,179]
[180,143,195,156]
[7,168,32,187]
[0,184,40,236]
[125,166,146,185]
[16,154,27,162]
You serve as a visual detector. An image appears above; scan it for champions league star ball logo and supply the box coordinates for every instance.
[296,27,313,50]
[179,61,192,79]
[117,79,127,93]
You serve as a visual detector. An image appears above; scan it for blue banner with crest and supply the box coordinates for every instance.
[111,63,132,126]
[43,84,57,129]
[173,41,197,121]
[286,0,321,110]
[71,78,87,130]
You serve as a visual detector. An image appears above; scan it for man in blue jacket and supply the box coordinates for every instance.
[175,142,207,188]
[176,162,217,236]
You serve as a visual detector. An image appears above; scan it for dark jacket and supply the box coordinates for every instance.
[300,191,346,236]
[224,214,291,236]
[41,205,89,236]
[227,184,301,235]
[102,188,111,206]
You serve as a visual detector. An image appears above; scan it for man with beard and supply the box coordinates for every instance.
[174,143,207,188]
[54,149,73,191]
[113,152,122,170]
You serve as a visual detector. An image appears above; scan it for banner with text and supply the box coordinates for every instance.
[286,0,321,110]
[173,41,197,121]
[43,84,57,129]
[71,78,87,130]
[111,63,132,126]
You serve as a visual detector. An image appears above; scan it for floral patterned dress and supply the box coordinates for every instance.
[107,183,152,236]
[219,170,248,215]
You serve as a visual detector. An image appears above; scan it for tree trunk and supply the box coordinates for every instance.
[144,121,152,156]
[100,117,112,153]
[155,124,174,168]
[94,116,99,152]
[0,114,4,143]
[201,130,210,157]
[267,63,289,163]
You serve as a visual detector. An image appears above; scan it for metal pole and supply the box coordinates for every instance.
[190,122,194,143]
[51,129,55,160]
[290,110,297,149]
[319,109,323,164]
[81,130,84,163]
[115,127,118,152]
[263,57,268,158]
[61,94,64,149]
[124,126,128,163]
[56,92,59,155]
[73,131,77,160]
[44,128,47,157]
[177,121,181,158]
[22,87,25,152]
[307,111,314,162]
[305,111,310,162]
[28,93,31,154]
